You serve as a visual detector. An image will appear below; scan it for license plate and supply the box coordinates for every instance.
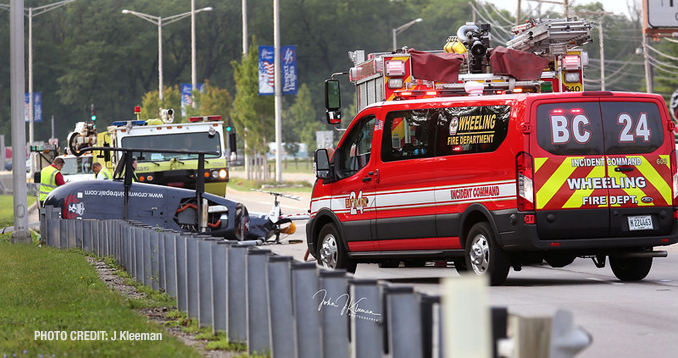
[628,215,653,231]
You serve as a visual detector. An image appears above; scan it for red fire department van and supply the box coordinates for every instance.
[306,21,678,285]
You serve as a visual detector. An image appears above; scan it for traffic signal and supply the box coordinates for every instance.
[90,104,97,128]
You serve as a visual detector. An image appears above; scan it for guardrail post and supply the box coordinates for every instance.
[94,221,100,256]
[186,236,200,319]
[267,256,297,358]
[59,220,68,250]
[157,230,166,292]
[114,221,122,262]
[246,249,272,356]
[386,286,423,358]
[175,234,188,312]
[212,241,231,334]
[142,227,152,287]
[228,245,249,343]
[441,276,491,358]
[127,224,141,278]
[82,220,92,253]
[198,237,217,327]
[103,220,110,256]
[492,307,508,358]
[122,224,132,272]
[318,270,350,358]
[150,230,160,291]
[46,219,59,248]
[67,219,76,249]
[135,227,145,282]
[420,294,440,358]
[163,232,178,300]
[292,262,322,358]
[351,279,384,358]
[75,219,83,249]
[39,206,48,243]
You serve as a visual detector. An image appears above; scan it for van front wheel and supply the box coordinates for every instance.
[610,256,652,281]
[465,222,510,286]
[318,224,357,273]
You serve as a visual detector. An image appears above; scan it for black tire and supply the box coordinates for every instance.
[317,224,356,273]
[465,222,510,286]
[610,256,652,281]
[378,260,400,268]
[453,259,468,274]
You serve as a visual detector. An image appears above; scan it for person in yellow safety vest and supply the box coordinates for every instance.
[121,158,140,182]
[39,157,66,207]
[132,158,139,182]
[92,162,112,180]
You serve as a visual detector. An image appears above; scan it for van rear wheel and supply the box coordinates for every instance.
[610,256,652,281]
[318,224,356,273]
[465,222,510,286]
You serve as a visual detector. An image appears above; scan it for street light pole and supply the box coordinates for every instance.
[392,18,423,52]
[122,7,213,101]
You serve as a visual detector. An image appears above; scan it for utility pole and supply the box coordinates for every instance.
[642,29,653,93]
[11,0,31,244]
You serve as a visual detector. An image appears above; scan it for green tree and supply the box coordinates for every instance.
[283,83,324,156]
[231,40,274,156]
[138,86,182,122]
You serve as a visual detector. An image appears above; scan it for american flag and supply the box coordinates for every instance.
[264,61,275,87]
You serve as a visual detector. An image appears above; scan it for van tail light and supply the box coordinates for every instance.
[672,149,678,206]
[516,152,535,211]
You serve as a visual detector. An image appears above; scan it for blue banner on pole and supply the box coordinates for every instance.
[281,45,298,95]
[258,46,275,95]
[258,45,298,95]
[24,92,42,123]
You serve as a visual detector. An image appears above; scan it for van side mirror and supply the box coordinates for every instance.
[314,148,331,180]
[325,79,342,125]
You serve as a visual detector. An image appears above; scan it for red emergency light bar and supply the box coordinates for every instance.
[188,115,222,122]
[562,55,581,70]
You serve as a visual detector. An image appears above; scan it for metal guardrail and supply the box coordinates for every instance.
[39,206,591,358]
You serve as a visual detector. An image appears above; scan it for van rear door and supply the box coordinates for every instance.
[533,100,609,239]
[532,96,674,240]
[600,100,673,237]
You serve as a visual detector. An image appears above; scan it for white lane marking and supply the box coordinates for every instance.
[586,277,625,286]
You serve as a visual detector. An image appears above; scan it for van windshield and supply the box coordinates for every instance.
[536,101,664,155]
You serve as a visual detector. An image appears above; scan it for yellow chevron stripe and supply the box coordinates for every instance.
[623,155,671,206]
[536,157,577,209]
[562,165,606,208]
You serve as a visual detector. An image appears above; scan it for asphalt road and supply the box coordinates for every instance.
[228,187,678,358]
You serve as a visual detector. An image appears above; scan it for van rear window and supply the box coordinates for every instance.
[601,102,663,155]
[536,101,664,156]
[536,102,604,156]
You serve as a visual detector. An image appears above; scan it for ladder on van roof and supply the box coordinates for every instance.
[507,18,593,55]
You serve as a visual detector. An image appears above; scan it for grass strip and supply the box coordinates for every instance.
[0,242,201,357]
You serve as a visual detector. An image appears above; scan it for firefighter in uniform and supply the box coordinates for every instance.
[39,157,66,207]
[92,162,112,180]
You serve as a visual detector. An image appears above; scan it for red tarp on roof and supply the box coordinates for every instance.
[409,50,464,83]
[489,46,550,81]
